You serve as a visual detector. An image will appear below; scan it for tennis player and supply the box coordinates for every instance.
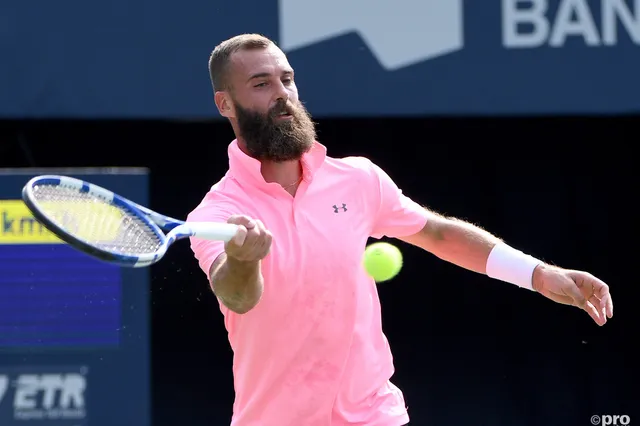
[188,34,613,426]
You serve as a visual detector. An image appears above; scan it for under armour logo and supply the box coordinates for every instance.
[333,203,347,213]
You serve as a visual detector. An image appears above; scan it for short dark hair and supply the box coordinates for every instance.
[209,34,274,92]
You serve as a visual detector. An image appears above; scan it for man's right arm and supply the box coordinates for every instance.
[208,215,272,315]
[209,253,263,315]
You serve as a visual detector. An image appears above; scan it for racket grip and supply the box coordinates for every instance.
[186,222,239,242]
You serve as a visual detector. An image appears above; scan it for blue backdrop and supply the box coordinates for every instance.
[0,169,150,426]
[2,0,638,118]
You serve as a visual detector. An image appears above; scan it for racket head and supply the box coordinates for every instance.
[22,175,168,267]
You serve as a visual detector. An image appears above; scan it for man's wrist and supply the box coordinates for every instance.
[531,263,544,293]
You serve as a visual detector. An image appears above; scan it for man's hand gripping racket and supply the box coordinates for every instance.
[224,215,273,263]
[22,175,241,268]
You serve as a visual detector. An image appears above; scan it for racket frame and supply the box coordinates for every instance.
[22,175,237,268]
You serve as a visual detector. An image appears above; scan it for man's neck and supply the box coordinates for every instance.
[260,159,302,188]
[235,138,303,188]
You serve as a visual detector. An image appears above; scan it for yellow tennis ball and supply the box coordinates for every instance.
[363,242,403,282]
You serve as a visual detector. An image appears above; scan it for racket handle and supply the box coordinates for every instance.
[185,222,239,242]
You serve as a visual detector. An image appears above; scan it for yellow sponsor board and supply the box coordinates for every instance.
[0,199,123,245]
[0,200,62,244]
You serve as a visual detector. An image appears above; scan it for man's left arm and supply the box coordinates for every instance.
[399,211,614,326]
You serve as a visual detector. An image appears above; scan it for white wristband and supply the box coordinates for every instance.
[486,242,542,290]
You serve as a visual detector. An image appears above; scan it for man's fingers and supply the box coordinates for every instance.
[540,270,612,326]
[227,215,257,251]
[602,293,614,318]
[252,220,272,257]
[568,273,608,325]
[546,290,605,325]
[547,293,574,306]
[225,216,272,261]
[593,279,614,318]
[577,272,614,320]
[230,225,248,246]
[584,301,605,326]
[563,281,587,309]
[259,230,273,258]
[252,219,266,237]
[227,214,256,229]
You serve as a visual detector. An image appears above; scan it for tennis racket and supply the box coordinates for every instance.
[21,175,238,267]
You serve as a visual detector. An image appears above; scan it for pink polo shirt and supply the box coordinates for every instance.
[188,140,430,426]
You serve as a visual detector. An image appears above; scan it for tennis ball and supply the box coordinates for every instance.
[363,242,403,283]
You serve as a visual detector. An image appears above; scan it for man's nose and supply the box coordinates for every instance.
[274,81,289,103]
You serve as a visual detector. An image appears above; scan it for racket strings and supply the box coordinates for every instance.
[32,185,162,255]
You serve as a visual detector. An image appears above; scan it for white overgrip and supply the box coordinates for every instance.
[184,222,239,242]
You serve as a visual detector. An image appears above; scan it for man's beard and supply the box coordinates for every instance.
[234,98,317,162]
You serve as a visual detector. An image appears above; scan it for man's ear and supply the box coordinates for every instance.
[214,91,235,118]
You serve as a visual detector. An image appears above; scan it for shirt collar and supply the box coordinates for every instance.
[228,139,327,189]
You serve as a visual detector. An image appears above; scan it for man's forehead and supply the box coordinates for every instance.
[230,45,292,75]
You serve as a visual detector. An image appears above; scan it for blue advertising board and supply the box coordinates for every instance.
[1,0,638,118]
[0,169,150,426]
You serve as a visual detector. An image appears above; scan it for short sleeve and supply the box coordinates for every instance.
[367,160,430,239]
[187,193,240,280]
